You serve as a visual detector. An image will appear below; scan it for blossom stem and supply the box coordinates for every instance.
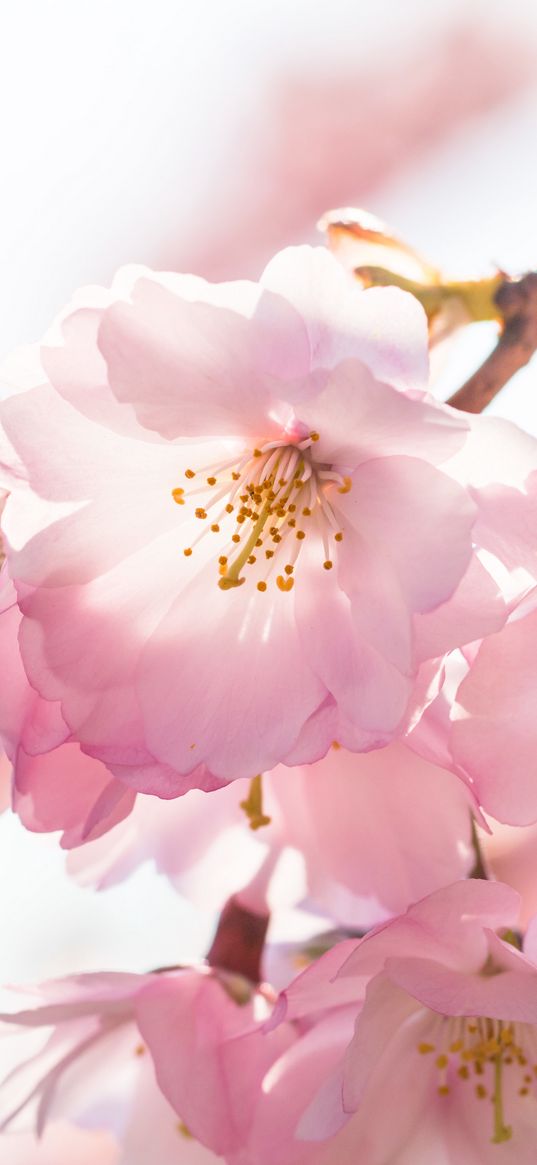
[206,894,269,984]
[449,272,537,414]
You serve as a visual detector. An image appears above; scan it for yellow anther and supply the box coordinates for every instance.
[232,471,240,480]
[310,431,320,441]
[323,560,333,570]
[331,740,341,750]
[134,1044,145,1056]
[338,476,352,494]
[232,534,241,543]
[284,564,294,575]
[257,581,267,592]
[277,575,294,592]
[335,531,343,541]
[265,550,274,559]
[183,548,192,557]
[219,556,228,565]
[476,1084,487,1099]
[296,530,306,540]
[176,1122,193,1139]
[418,1043,435,1055]
[500,1029,514,1046]
[438,1085,450,1096]
[449,1041,463,1054]
[520,1087,529,1097]
[185,469,195,479]
[253,448,262,457]
[211,523,220,533]
[247,555,256,564]
[435,1054,449,1070]
[302,506,312,516]
[171,487,185,504]
[458,1066,470,1079]
[195,508,207,519]
[225,503,234,513]
[207,476,217,485]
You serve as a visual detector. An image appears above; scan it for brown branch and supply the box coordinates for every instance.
[448,273,537,413]
[206,894,269,984]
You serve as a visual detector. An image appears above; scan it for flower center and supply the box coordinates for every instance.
[171,433,350,592]
[418,1014,537,1144]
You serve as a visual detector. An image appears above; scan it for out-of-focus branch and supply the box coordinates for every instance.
[448,273,537,413]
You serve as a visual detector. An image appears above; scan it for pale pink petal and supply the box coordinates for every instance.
[451,610,537,824]
[261,245,430,391]
[138,569,326,781]
[99,273,307,440]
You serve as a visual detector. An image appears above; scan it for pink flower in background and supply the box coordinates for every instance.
[1,244,528,795]
[0,966,292,1160]
[451,599,537,826]
[69,743,474,932]
[248,881,537,1164]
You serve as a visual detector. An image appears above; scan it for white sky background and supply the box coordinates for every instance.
[1,0,537,985]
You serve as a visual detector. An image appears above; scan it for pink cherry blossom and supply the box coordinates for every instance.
[450,598,537,825]
[0,245,529,794]
[0,558,473,914]
[0,566,136,846]
[247,881,537,1164]
[70,742,474,930]
[0,966,291,1160]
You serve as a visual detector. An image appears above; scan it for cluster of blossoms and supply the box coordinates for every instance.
[2,215,537,1161]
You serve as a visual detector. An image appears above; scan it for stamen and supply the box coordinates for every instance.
[239,774,271,830]
[492,1054,512,1143]
[175,434,349,591]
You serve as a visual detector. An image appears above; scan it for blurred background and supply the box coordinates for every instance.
[1,0,537,986]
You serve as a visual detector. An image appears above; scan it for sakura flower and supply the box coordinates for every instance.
[0,555,474,914]
[249,881,537,1164]
[450,597,537,825]
[0,966,292,1160]
[0,245,524,792]
[0,566,136,846]
[69,743,474,931]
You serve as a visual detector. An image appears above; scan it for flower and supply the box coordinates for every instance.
[70,742,474,931]
[0,245,521,794]
[450,597,537,826]
[0,965,292,1160]
[247,881,537,1164]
